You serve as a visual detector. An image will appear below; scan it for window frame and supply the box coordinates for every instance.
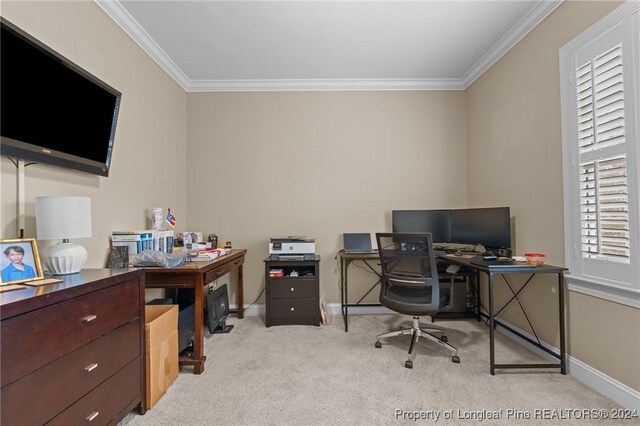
[559,1,640,308]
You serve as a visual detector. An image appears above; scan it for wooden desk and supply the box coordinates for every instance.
[143,249,246,374]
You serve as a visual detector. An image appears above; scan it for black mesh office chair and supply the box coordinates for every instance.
[374,232,460,368]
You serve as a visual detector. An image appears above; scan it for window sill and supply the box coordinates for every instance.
[566,274,640,309]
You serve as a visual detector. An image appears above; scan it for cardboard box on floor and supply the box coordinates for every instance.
[145,305,179,409]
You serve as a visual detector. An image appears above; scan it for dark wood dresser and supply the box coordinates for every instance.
[264,256,320,326]
[1,269,146,425]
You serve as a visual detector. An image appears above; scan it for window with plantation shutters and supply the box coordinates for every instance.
[560,3,639,307]
[576,43,630,264]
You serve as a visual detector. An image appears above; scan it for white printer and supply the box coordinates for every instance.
[269,236,316,260]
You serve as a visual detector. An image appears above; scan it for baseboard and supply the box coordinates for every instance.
[490,315,640,410]
[231,303,264,317]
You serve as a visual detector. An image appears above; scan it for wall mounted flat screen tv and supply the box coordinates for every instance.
[0,18,121,177]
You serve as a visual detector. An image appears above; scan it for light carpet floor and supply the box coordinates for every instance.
[123,314,624,425]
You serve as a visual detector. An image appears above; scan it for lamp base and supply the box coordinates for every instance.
[44,242,87,275]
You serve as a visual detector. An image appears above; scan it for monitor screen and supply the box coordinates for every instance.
[450,207,511,249]
[392,210,451,243]
[207,284,233,334]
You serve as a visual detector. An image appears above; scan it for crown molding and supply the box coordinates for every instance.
[97,0,562,92]
[95,0,190,90]
[187,78,465,92]
[461,0,564,89]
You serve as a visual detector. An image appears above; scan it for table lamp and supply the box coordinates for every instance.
[35,196,92,275]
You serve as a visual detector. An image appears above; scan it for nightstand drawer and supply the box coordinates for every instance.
[1,280,140,386]
[268,278,316,299]
[1,320,140,426]
[47,359,140,426]
[269,298,318,324]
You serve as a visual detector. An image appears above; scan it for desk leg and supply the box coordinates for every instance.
[488,272,495,375]
[475,272,481,322]
[344,258,349,332]
[237,263,245,319]
[558,272,567,374]
[193,274,206,374]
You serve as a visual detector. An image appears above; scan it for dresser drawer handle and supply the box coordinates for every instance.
[290,307,295,312]
[86,411,99,422]
[290,287,295,292]
[83,315,97,323]
[84,363,98,373]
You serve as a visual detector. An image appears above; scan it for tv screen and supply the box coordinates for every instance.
[450,207,511,249]
[392,210,451,243]
[0,18,121,177]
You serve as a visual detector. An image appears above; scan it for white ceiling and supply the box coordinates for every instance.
[97,1,562,91]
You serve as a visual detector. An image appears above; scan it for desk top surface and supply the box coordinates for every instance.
[439,253,567,273]
[143,249,247,274]
[338,249,379,260]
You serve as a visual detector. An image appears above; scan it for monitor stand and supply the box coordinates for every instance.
[212,320,234,334]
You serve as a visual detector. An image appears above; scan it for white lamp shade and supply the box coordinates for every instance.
[35,196,92,240]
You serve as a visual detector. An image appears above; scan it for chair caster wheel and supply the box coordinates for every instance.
[375,341,382,348]
[440,335,448,343]
[405,360,413,369]
[452,355,460,363]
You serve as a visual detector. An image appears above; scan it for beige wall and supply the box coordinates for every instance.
[466,0,639,391]
[0,1,188,268]
[186,91,468,304]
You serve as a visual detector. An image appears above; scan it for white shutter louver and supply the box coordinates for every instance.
[575,43,629,264]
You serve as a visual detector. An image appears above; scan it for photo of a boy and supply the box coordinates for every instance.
[2,245,36,283]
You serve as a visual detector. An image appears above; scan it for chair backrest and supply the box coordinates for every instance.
[375,232,440,312]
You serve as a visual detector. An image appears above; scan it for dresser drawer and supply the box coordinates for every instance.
[269,298,318,325]
[268,278,316,299]
[47,358,141,426]
[1,280,140,386]
[1,320,140,426]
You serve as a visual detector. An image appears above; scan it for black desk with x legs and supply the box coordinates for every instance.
[440,254,568,375]
[338,250,382,332]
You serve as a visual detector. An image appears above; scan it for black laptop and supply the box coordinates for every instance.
[343,233,374,253]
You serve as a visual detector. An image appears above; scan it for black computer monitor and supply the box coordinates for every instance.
[450,207,511,249]
[392,210,452,243]
[206,284,233,334]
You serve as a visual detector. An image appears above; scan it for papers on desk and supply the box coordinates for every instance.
[189,248,230,261]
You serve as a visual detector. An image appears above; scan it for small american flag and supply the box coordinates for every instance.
[166,209,176,227]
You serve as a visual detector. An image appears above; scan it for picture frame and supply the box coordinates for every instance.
[0,238,44,285]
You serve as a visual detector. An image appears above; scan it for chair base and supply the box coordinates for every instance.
[375,316,460,368]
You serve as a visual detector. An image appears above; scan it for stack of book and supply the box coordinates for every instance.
[111,230,175,265]
[188,247,231,262]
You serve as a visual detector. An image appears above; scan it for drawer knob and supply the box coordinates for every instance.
[84,363,98,373]
[86,411,99,422]
[290,307,295,312]
[82,314,97,323]
[290,287,295,292]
